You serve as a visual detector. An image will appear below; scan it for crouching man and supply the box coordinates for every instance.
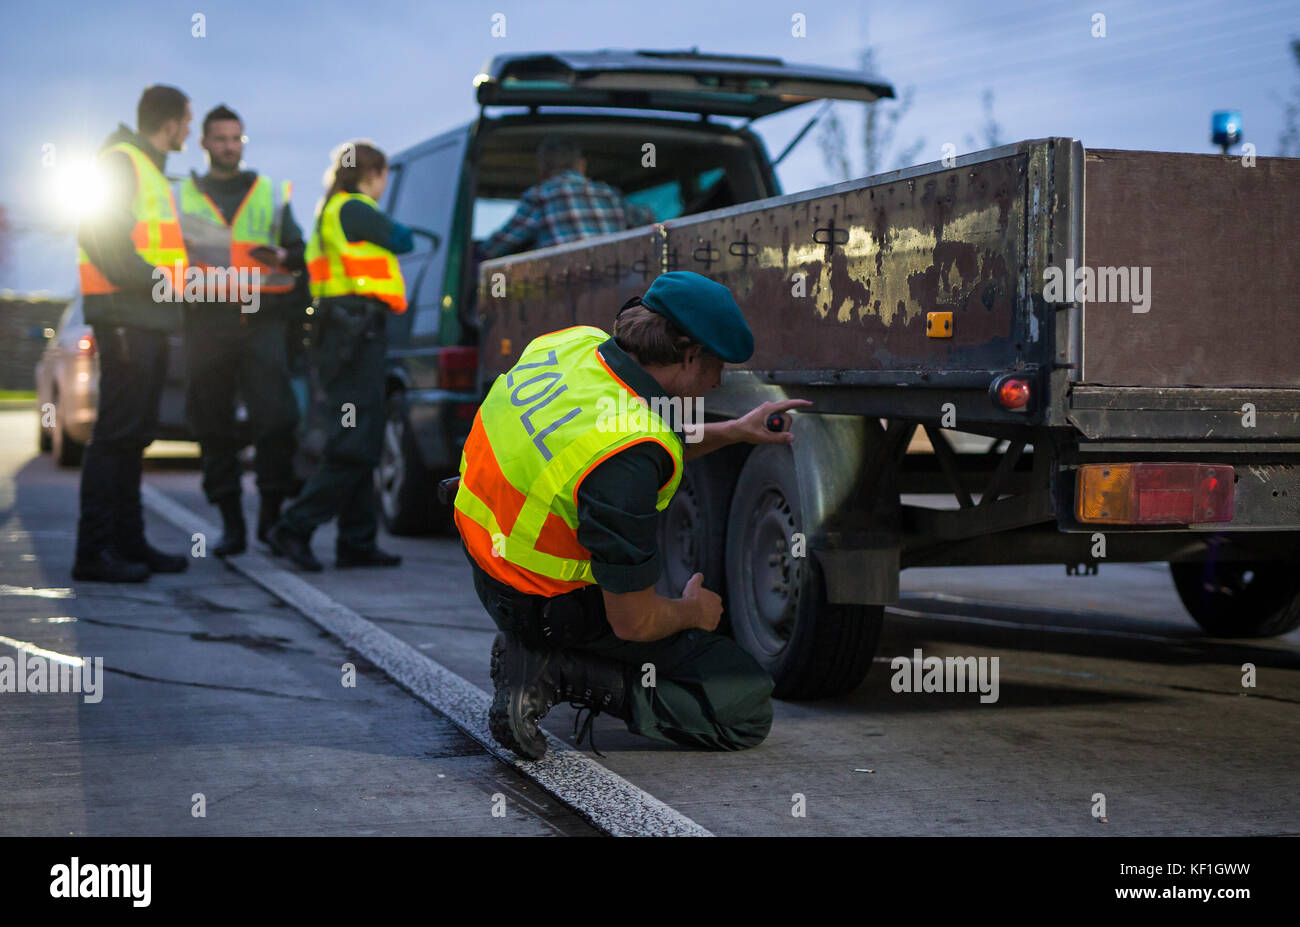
[453,271,809,759]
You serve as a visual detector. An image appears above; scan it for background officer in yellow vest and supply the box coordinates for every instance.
[456,271,810,759]
[176,105,308,557]
[73,85,193,583]
[267,141,411,572]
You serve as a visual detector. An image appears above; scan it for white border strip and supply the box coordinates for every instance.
[142,484,712,837]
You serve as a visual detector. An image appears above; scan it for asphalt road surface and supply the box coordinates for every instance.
[3,408,1297,836]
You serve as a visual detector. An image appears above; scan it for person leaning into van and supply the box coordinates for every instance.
[266,141,411,572]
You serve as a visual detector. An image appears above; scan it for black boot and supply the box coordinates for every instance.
[214,497,247,557]
[336,545,402,568]
[267,523,322,572]
[122,542,189,573]
[488,632,631,760]
[256,493,284,544]
[72,549,150,583]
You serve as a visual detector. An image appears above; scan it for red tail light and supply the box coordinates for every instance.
[438,346,478,392]
[1077,463,1234,525]
[990,374,1032,411]
[77,333,95,354]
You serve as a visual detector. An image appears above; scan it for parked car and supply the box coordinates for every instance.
[375,48,892,533]
[35,293,194,466]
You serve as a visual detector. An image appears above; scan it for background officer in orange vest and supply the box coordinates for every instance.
[73,85,193,583]
[464,272,810,759]
[266,142,412,572]
[177,105,308,557]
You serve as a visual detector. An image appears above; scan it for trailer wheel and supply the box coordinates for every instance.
[656,458,728,623]
[1170,561,1300,638]
[725,445,883,699]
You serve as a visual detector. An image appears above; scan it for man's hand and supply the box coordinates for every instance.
[730,398,813,445]
[683,398,812,460]
[602,572,724,641]
[681,572,722,632]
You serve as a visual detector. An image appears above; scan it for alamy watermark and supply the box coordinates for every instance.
[0,647,103,703]
[596,393,704,444]
[890,648,999,703]
[1043,258,1152,313]
[151,261,263,314]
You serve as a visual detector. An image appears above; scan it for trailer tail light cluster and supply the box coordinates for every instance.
[438,346,478,392]
[987,374,1029,410]
[1076,463,1234,525]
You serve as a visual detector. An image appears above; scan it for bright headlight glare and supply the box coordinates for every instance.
[52,156,113,223]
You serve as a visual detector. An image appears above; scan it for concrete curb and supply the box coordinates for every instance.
[141,483,713,837]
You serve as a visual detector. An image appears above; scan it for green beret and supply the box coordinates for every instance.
[638,271,753,363]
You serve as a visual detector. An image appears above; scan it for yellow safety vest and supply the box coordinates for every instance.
[173,174,296,294]
[77,141,186,295]
[305,192,407,313]
[454,326,684,597]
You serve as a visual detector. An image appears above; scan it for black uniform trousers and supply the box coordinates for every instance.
[75,325,168,561]
[278,299,387,553]
[183,311,299,505]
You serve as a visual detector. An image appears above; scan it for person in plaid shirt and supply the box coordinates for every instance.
[480,137,655,259]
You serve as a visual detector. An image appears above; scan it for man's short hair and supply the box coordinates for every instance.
[137,85,189,135]
[536,137,583,175]
[202,104,242,137]
[613,304,697,367]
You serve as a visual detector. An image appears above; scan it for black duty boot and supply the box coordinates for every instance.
[488,632,631,760]
[256,493,284,544]
[267,523,322,572]
[336,545,402,568]
[72,549,150,583]
[214,497,247,557]
[125,543,189,573]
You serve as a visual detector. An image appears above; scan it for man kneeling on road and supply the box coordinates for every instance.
[453,271,808,759]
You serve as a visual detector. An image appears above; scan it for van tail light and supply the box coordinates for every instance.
[77,333,95,354]
[1076,463,1234,525]
[438,346,478,392]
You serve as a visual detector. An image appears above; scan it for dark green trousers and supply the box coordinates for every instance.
[278,302,387,552]
[573,625,775,751]
[469,551,774,750]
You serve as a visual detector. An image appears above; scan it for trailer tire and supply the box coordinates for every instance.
[725,444,883,699]
[1170,561,1300,638]
[656,457,730,626]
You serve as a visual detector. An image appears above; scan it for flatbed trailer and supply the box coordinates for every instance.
[477,138,1300,698]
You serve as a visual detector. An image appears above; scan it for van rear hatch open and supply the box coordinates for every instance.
[474,48,894,118]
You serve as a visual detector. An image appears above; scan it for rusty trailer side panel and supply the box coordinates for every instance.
[660,149,1027,378]
[477,140,1071,410]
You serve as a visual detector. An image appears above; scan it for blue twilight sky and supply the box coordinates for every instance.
[0,0,1296,295]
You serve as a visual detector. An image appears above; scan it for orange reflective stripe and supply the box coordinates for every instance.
[456,509,587,597]
[78,262,115,295]
[461,414,527,536]
[307,256,332,283]
[340,255,395,279]
[371,290,407,314]
[534,512,591,561]
[158,222,184,250]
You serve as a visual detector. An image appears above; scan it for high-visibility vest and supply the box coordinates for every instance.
[454,326,684,597]
[305,192,407,313]
[77,141,186,295]
[172,173,296,294]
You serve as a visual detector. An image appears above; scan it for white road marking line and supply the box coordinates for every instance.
[141,484,712,838]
